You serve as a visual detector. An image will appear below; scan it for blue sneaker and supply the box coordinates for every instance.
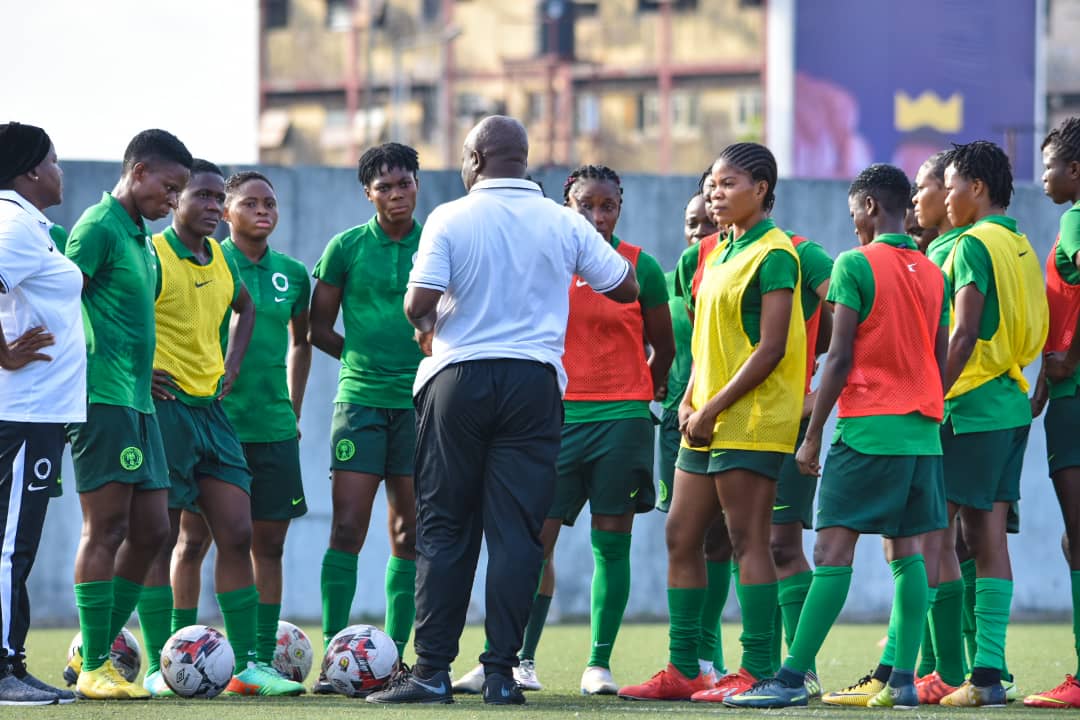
[722,677,808,709]
[868,683,919,709]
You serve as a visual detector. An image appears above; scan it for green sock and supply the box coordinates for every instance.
[785,566,852,674]
[588,530,632,669]
[770,603,783,673]
[321,548,358,649]
[74,581,113,673]
[736,580,779,679]
[778,571,813,672]
[171,606,198,634]
[520,593,552,661]
[257,603,281,665]
[108,576,143,645]
[972,577,1011,673]
[668,587,705,679]
[880,605,898,667]
[916,586,938,677]
[1072,571,1080,676]
[137,585,174,676]
[218,585,259,672]
[890,555,928,672]
[384,556,416,658]
[960,558,977,671]
[698,559,731,671]
[932,579,966,686]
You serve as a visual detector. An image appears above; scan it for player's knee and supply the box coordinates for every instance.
[812,539,852,567]
[389,521,416,556]
[87,517,130,552]
[253,538,285,562]
[175,535,211,563]
[215,523,253,558]
[666,523,701,564]
[770,536,802,569]
[329,520,363,553]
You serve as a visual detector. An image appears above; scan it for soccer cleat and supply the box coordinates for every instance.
[514,659,542,691]
[11,661,74,704]
[939,680,1007,707]
[1024,675,1080,708]
[915,670,957,704]
[617,663,713,701]
[366,664,453,704]
[722,677,808,709]
[580,666,618,695]
[224,661,305,696]
[142,670,174,698]
[312,670,335,694]
[0,674,58,706]
[690,667,758,703]
[75,660,149,700]
[483,672,525,705]
[804,669,822,699]
[451,663,485,694]
[821,671,885,706]
[1003,676,1019,702]
[868,682,919,709]
[62,648,81,687]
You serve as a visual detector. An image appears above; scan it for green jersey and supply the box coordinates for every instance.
[663,270,693,412]
[1049,201,1080,399]
[926,225,968,269]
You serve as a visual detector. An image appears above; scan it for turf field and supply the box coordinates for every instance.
[11,622,1074,718]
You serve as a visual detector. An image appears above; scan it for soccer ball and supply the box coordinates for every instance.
[320,624,399,697]
[273,620,313,682]
[67,628,142,682]
[160,625,235,698]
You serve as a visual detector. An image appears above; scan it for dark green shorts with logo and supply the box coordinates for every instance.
[774,418,816,528]
[816,440,947,538]
[941,419,1027,512]
[244,438,306,521]
[154,399,251,510]
[330,403,416,477]
[675,445,785,481]
[549,418,655,525]
[68,403,170,493]
[657,408,681,512]
[1045,393,1080,476]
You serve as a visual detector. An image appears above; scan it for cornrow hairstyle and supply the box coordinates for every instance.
[923,149,954,182]
[122,129,193,174]
[948,140,1013,209]
[225,170,275,200]
[697,167,712,194]
[189,158,224,179]
[357,142,419,187]
[562,164,623,205]
[848,163,911,216]
[1042,117,1080,165]
[718,142,778,213]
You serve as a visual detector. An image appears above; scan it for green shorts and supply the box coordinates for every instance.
[155,399,251,510]
[941,419,1027,511]
[1046,393,1080,476]
[675,445,785,481]
[244,438,306,521]
[67,403,169,494]
[816,440,947,538]
[330,403,416,477]
[656,408,681,512]
[549,418,655,525]
[774,418,816,528]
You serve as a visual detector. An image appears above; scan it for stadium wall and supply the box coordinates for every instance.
[32,161,1068,625]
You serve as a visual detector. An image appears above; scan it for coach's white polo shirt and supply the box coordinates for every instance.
[0,190,86,423]
[409,178,629,395]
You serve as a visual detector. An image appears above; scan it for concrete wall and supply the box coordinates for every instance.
[31,162,1071,628]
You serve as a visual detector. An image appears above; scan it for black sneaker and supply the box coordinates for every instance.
[312,671,336,695]
[366,664,453,704]
[0,673,57,706]
[483,673,526,705]
[12,661,75,704]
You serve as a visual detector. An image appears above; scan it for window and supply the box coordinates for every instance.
[526,92,547,125]
[637,92,660,132]
[736,88,762,133]
[638,0,698,11]
[326,0,352,30]
[574,1,599,17]
[265,0,289,29]
[421,0,441,22]
[576,92,600,135]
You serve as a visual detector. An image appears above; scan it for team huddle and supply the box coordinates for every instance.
[0,112,1079,709]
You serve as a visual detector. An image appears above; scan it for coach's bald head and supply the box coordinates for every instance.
[461,115,529,190]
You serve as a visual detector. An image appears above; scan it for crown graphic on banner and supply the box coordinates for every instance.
[894,91,964,133]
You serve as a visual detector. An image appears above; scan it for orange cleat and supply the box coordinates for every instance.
[691,667,760,703]
[916,671,958,705]
[1024,675,1080,709]
[617,664,713,701]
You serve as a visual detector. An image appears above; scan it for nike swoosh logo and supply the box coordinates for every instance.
[907,263,917,272]
[575,279,589,287]
[629,488,639,498]
[275,297,288,303]
[291,497,304,506]
[1019,251,1029,256]
[593,642,610,648]
[773,504,791,511]
[195,280,213,288]
[27,483,49,492]
[413,678,447,694]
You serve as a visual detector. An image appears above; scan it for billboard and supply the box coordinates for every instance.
[771,0,1039,180]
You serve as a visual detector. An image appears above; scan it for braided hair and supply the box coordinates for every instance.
[717,142,778,212]
[1043,117,1080,164]
[848,163,911,215]
[225,170,274,201]
[357,142,419,187]
[696,167,712,195]
[562,164,622,205]
[948,140,1013,209]
[922,149,954,183]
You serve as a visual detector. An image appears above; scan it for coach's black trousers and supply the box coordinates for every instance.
[412,359,562,676]
[0,422,62,666]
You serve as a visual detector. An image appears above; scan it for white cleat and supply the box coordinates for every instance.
[451,663,485,694]
[514,659,542,691]
[580,666,619,695]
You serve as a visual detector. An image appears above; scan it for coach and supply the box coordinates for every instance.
[366,115,638,706]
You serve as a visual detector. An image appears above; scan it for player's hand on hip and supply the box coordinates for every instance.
[0,326,54,369]
[220,368,238,399]
[151,368,178,401]
[415,329,433,357]
[795,434,822,478]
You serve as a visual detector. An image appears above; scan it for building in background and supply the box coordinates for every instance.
[259,0,765,173]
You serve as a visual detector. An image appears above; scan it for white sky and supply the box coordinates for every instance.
[1,0,259,163]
